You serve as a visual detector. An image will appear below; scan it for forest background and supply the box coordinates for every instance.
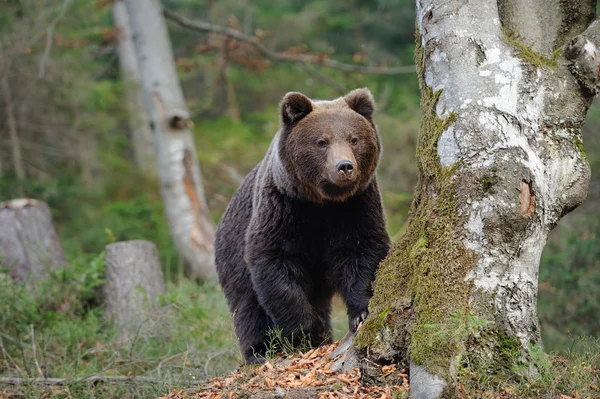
[0,0,598,397]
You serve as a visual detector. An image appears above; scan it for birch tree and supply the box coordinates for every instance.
[113,1,156,177]
[123,0,215,280]
[355,1,596,397]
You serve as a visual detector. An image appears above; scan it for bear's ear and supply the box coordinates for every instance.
[344,88,375,121]
[280,92,313,125]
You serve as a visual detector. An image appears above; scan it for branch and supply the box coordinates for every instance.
[498,0,596,54]
[564,18,600,95]
[0,375,162,385]
[163,8,415,76]
[39,0,72,79]
[299,62,350,93]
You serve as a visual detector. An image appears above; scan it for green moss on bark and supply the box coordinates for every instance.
[479,172,499,194]
[356,32,476,380]
[501,27,558,68]
[574,135,587,159]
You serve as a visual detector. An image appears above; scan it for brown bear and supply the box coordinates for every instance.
[215,88,390,364]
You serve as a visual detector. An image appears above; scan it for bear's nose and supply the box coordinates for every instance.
[336,160,354,175]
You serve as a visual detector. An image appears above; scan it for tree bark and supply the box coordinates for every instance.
[123,0,216,280]
[355,1,595,397]
[103,240,166,336]
[113,0,156,178]
[0,199,68,283]
[1,73,25,187]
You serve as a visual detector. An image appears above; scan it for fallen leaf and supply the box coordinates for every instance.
[264,376,275,388]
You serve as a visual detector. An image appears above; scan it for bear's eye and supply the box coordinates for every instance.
[316,139,328,148]
[351,137,359,145]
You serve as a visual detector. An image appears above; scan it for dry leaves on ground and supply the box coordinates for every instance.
[160,342,408,399]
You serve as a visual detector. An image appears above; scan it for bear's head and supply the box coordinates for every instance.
[276,88,381,203]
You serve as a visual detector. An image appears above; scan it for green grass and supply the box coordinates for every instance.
[0,259,239,398]
[0,255,351,398]
[458,337,600,398]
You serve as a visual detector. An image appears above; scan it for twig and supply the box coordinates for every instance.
[0,336,26,378]
[220,164,245,185]
[93,51,118,80]
[157,351,189,378]
[0,376,162,385]
[0,336,6,365]
[298,62,350,93]
[128,317,150,362]
[30,325,44,379]
[39,0,72,79]
[163,8,415,75]
[204,348,232,377]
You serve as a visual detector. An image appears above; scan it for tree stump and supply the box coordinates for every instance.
[103,240,167,336]
[0,199,68,283]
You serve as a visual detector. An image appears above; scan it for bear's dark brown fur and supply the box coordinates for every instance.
[215,88,390,364]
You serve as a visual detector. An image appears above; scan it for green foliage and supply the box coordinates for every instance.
[539,216,600,351]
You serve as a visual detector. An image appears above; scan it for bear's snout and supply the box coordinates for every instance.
[327,142,357,186]
[336,160,354,176]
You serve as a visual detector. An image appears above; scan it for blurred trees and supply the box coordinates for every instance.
[1,71,24,194]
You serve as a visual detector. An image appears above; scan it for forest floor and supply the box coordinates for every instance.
[160,341,409,399]
[159,338,600,399]
[0,270,598,399]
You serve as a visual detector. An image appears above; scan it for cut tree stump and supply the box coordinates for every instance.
[103,240,167,336]
[0,199,68,283]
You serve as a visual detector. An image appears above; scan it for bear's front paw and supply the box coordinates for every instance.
[349,310,368,333]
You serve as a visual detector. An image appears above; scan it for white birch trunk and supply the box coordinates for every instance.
[113,1,156,178]
[356,1,597,397]
[123,0,215,280]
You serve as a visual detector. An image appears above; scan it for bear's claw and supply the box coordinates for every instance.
[350,311,368,333]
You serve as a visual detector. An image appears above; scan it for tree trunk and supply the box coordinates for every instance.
[103,240,166,336]
[113,0,156,178]
[356,1,596,397]
[213,35,241,122]
[0,199,68,283]
[1,73,25,190]
[123,0,216,280]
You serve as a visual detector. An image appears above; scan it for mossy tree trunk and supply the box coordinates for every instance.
[356,1,599,397]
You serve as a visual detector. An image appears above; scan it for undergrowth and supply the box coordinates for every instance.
[458,338,600,398]
[265,328,313,360]
[0,258,239,398]
[0,255,350,398]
